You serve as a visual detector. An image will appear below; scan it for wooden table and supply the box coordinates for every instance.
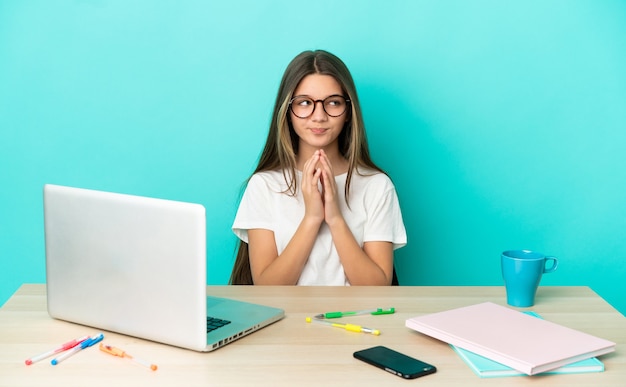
[1,284,624,386]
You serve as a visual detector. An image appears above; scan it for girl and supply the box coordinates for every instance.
[231,50,406,285]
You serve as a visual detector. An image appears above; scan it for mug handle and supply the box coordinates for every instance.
[543,256,558,273]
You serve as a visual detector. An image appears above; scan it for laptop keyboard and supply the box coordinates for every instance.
[207,316,232,333]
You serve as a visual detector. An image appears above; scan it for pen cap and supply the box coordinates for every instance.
[99,343,126,357]
[82,334,104,348]
[371,308,395,315]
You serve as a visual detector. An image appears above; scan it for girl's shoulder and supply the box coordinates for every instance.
[248,169,292,191]
[250,169,284,181]
[352,167,393,184]
[349,167,396,194]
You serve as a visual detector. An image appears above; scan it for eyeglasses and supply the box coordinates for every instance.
[288,94,350,119]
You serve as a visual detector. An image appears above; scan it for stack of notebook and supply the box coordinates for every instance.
[405,302,615,377]
[450,310,605,377]
[450,344,604,378]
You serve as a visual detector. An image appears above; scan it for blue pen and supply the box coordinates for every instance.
[51,333,104,365]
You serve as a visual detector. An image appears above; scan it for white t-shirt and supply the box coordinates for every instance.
[232,168,407,285]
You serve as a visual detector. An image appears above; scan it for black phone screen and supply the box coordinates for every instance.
[353,346,437,379]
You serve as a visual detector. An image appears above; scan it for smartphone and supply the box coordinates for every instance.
[353,346,436,379]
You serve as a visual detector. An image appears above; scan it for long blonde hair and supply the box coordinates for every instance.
[229,50,386,285]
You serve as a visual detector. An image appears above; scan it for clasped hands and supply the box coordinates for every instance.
[301,149,343,227]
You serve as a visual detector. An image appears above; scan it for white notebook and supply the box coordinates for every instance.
[405,302,615,375]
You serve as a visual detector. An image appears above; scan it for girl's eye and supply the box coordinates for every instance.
[296,98,312,106]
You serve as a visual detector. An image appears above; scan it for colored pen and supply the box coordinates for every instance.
[51,333,104,365]
[306,317,381,335]
[314,307,395,319]
[99,343,158,371]
[25,335,90,365]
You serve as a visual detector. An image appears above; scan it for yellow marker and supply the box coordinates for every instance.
[99,343,158,371]
[306,317,381,335]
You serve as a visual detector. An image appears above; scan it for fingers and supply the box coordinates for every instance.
[301,151,324,222]
[303,151,322,175]
[315,151,335,195]
[301,149,344,225]
[316,152,342,225]
[302,149,339,201]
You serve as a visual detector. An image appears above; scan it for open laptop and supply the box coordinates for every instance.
[43,184,284,352]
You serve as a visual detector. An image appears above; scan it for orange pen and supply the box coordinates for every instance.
[99,343,157,371]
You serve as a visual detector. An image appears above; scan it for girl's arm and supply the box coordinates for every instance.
[327,217,394,285]
[318,153,394,285]
[248,153,326,285]
[247,216,321,285]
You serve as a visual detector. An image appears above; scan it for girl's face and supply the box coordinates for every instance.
[290,74,348,154]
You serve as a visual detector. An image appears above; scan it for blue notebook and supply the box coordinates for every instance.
[451,311,604,378]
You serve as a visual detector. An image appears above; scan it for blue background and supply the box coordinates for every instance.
[1,1,625,315]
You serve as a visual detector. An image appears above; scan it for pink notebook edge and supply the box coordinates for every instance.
[405,302,616,375]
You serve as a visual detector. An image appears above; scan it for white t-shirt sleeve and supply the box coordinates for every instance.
[232,173,275,243]
[362,175,407,250]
